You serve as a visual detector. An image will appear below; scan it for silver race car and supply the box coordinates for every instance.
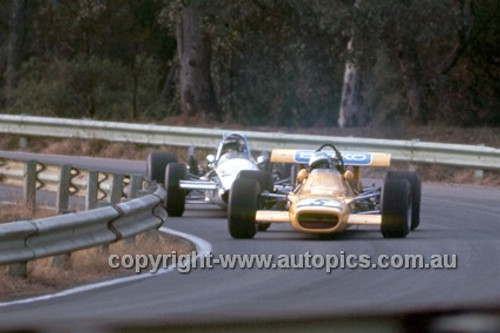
[146,133,271,217]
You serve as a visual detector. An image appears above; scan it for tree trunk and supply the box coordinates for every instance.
[176,3,219,120]
[160,56,178,105]
[439,0,474,75]
[338,41,371,128]
[396,40,428,124]
[4,0,26,108]
[394,1,428,124]
[338,0,371,128]
[131,67,138,120]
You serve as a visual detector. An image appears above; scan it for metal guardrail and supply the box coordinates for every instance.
[0,186,166,266]
[0,153,165,276]
[0,157,145,211]
[0,114,497,275]
[0,158,98,193]
[1,114,499,171]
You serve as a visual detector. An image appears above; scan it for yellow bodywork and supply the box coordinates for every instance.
[255,149,389,234]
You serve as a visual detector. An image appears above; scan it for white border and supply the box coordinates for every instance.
[0,226,212,308]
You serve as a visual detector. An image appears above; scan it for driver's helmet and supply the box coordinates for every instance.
[221,134,245,153]
[309,151,335,171]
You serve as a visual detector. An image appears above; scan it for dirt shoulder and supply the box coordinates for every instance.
[0,231,194,301]
[0,203,55,224]
[0,203,194,302]
[0,143,196,301]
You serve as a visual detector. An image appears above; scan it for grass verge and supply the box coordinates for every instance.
[0,203,194,302]
[0,203,55,224]
[0,231,195,301]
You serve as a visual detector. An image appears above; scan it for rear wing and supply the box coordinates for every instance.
[270,149,391,167]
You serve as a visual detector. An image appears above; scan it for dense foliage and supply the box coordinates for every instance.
[1,0,498,127]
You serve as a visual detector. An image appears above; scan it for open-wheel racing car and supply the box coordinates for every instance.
[146,132,271,217]
[228,144,421,239]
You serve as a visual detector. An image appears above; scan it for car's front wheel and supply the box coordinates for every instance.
[228,178,260,239]
[165,162,187,217]
[237,170,273,192]
[386,170,421,230]
[381,178,412,238]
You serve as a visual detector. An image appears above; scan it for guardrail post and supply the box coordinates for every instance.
[97,245,109,255]
[109,174,124,204]
[86,171,99,210]
[124,236,136,246]
[23,160,37,213]
[474,144,485,183]
[98,174,124,254]
[56,165,72,214]
[8,262,27,278]
[52,253,72,269]
[19,137,28,149]
[124,176,137,245]
[125,175,142,246]
[130,175,144,199]
[475,169,484,183]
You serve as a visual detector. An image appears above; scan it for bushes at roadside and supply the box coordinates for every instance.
[9,55,169,121]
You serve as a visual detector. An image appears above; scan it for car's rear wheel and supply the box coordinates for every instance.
[386,170,421,230]
[237,170,273,192]
[381,178,411,238]
[165,163,187,217]
[228,178,259,239]
[147,152,177,185]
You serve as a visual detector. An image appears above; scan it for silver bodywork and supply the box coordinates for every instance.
[179,133,261,208]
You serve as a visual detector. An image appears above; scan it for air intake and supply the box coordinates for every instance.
[298,213,339,229]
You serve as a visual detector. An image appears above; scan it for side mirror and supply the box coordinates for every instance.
[206,154,215,164]
[297,169,308,183]
[343,170,354,181]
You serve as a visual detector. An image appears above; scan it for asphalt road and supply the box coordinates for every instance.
[1,152,500,331]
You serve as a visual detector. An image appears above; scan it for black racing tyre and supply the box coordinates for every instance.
[237,170,273,192]
[386,170,421,230]
[381,178,411,238]
[228,178,259,239]
[147,152,177,185]
[258,223,271,232]
[165,163,187,217]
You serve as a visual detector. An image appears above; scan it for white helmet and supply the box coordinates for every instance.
[221,134,245,153]
[309,151,333,170]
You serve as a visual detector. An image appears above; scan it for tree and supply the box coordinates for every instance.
[392,0,428,124]
[4,0,26,108]
[175,0,219,120]
[202,0,345,126]
[338,0,372,128]
[2,0,498,126]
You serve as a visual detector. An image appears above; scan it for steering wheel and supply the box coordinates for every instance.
[316,143,345,173]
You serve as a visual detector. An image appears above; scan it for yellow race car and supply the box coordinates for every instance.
[228,144,421,239]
